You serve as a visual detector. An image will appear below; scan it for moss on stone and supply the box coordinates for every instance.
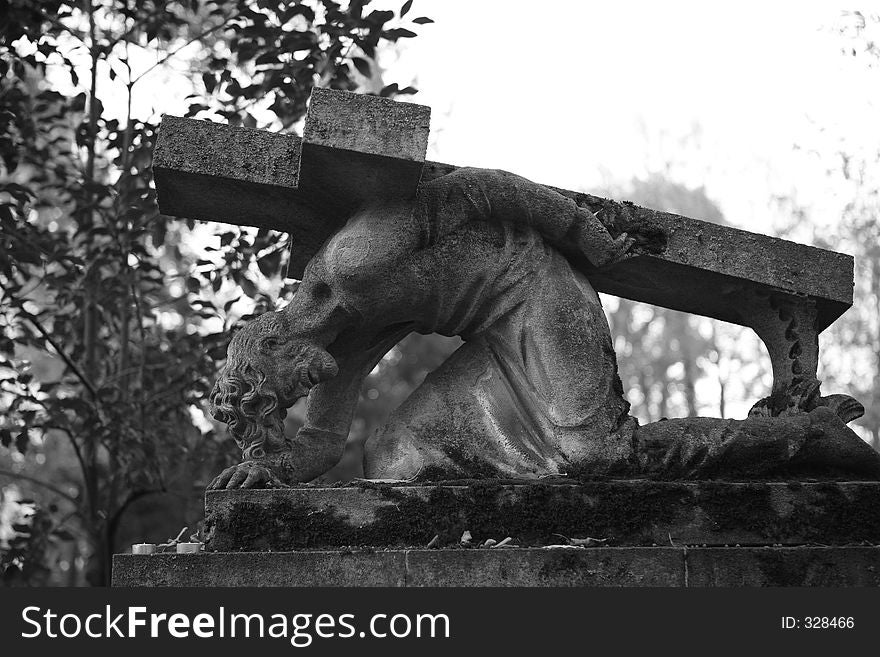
[205,481,880,552]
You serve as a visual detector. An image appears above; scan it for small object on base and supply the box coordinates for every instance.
[176,542,201,554]
[132,543,156,555]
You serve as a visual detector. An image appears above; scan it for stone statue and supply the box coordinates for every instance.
[125,90,880,590]
[207,167,880,489]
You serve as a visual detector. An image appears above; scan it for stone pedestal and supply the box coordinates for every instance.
[112,481,880,587]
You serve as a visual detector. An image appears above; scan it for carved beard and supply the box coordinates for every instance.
[209,361,287,460]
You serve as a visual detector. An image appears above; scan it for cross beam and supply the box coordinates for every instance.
[153,88,430,279]
[152,88,856,416]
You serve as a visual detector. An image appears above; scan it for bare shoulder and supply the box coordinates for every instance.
[320,200,422,286]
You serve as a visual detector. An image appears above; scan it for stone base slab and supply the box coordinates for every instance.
[204,481,880,551]
[112,546,880,587]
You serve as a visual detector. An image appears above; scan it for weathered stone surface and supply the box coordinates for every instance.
[112,548,682,587]
[112,546,880,587]
[155,115,301,188]
[206,165,645,487]
[685,547,880,586]
[204,482,880,552]
[572,195,852,332]
[155,110,853,329]
[205,166,875,486]
[404,547,685,587]
[420,162,853,332]
[155,90,870,490]
[111,551,407,587]
[304,87,430,163]
[292,90,430,278]
[153,116,314,236]
[155,89,431,279]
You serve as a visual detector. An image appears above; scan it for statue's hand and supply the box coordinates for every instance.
[569,208,637,268]
[208,460,287,490]
[589,231,636,268]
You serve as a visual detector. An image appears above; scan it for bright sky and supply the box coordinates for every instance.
[100,0,880,238]
[380,1,879,237]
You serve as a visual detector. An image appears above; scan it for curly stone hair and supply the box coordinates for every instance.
[209,360,286,460]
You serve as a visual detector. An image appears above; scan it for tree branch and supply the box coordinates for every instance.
[106,5,167,50]
[39,424,89,486]
[0,469,79,505]
[130,17,237,87]
[23,315,98,398]
[107,488,168,547]
[39,11,89,49]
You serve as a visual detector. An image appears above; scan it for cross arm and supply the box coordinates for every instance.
[152,95,852,334]
[153,89,431,279]
[418,161,853,333]
[151,88,856,419]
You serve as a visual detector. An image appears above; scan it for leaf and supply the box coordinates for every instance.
[352,57,371,78]
[239,276,258,298]
[379,83,399,97]
[383,28,417,40]
[412,17,434,24]
[401,0,413,17]
[202,72,216,93]
[350,0,366,19]
[281,31,317,51]
[254,51,279,67]
[257,249,282,276]
[63,57,79,86]
[70,92,87,112]
[366,9,395,27]
[285,4,316,23]
[53,528,76,541]
[15,431,29,454]
[356,36,376,58]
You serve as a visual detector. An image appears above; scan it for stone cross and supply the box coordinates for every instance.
[153,88,856,418]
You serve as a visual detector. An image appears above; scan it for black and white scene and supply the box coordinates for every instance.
[2,0,880,603]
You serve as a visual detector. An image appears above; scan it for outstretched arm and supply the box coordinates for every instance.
[283,326,413,482]
[417,167,631,267]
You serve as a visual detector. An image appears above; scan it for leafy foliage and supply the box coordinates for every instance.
[0,494,75,587]
[0,0,430,585]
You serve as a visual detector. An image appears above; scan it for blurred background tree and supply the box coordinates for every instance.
[796,11,880,450]
[0,0,432,586]
[597,175,771,425]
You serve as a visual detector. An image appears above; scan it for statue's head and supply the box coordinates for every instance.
[208,310,338,458]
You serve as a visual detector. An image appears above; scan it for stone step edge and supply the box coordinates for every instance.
[112,546,880,587]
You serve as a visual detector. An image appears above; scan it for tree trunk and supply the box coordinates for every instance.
[84,526,110,586]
